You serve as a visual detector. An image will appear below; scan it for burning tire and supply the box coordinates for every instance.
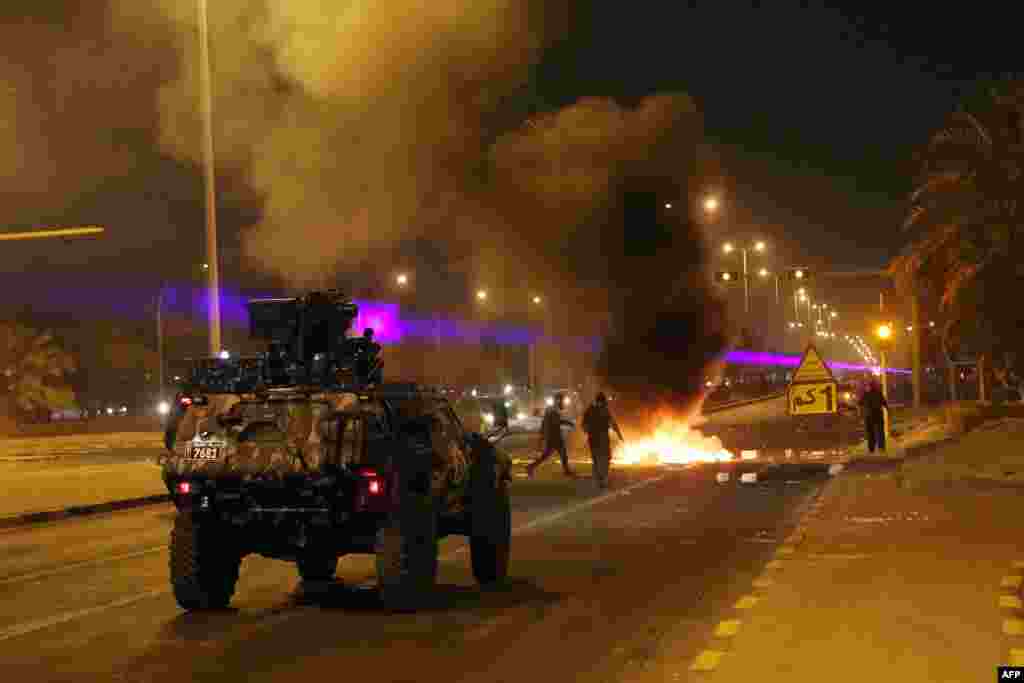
[469,447,511,585]
[375,467,439,611]
[169,511,242,610]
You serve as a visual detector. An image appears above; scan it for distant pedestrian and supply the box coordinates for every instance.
[859,379,888,453]
[526,392,576,478]
[582,393,625,489]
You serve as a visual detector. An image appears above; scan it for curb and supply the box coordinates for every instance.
[0,494,171,530]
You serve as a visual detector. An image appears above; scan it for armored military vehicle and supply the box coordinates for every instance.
[160,291,512,611]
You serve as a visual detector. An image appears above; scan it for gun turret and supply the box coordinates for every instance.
[184,290,384,394]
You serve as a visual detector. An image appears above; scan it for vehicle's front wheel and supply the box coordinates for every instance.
[375,468,438,611]
[169,511,242,610]
[469,448,511,585]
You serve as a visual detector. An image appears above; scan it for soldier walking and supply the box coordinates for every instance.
[526,392,576,478]
[582,393,625,489]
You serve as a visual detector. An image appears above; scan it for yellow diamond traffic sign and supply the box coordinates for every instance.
[787,344,838,416]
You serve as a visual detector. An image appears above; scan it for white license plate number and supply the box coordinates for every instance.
[186,444,223,460]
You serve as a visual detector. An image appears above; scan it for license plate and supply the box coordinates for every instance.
[186,443,224,460]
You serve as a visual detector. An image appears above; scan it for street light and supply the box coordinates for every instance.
[396,273,409,287]
[532,295,542,305]
[758,267,769,278]
[197,0,222,355]
[703,196,720,213]
[664,202,673,209]
[476,289,488,301]
[720,240,768,313]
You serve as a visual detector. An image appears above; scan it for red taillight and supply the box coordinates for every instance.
[359,469,378,478]
[176,481,192,494]
[180,397,193,407]
[368,479,382,495]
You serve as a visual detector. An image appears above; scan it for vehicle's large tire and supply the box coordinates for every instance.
[375,466,438,611]
[169,510,242,610]
[469,447,511,585]
[296,551,338,583]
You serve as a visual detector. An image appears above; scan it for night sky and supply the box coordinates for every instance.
[1,2,1017,343]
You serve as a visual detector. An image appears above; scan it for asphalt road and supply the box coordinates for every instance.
[0,462,832,683]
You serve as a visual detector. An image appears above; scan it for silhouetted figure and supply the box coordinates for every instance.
[582,393,625,489]
[527,392,575,478]
[860,379,888,453]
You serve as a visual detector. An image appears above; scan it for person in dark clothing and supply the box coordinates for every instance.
[582,393,625,489]
[527,392,576,478]
[859,379,888,453]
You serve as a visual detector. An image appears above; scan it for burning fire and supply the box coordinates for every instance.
[614,415,734,466]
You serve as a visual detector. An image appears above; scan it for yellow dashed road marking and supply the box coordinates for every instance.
[713,619,742,638]
[689,650,724,672]
[1001,595,1023,610]
[753,577,775,589]
[775,545,796,556]
[1003,618,1024,636]
[734,595,759,609]
[1009,649,1024,667]
[765,560,785,570]
[1002,575,1023,590]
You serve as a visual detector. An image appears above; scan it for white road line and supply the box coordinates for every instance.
[0,590,168,642]
[0,546,166,586]
[0,473,668,642]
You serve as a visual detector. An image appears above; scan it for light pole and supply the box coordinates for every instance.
[722,240,766,314]
[197,0,222,355]
[529,295,544,396]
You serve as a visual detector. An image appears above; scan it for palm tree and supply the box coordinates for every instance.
[890,82,1024,398]
[0,322,78,423]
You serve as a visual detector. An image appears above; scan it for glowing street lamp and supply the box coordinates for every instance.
[876,324,892,340]
[532,295,542,305]
[476,289,488,302]
[754,241,766,252]
[396,273,409,287]
[758,267,769,278]
[703,196,720,213]
[722,242,734,254]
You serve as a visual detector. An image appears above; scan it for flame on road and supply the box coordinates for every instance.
[613,415,733,466]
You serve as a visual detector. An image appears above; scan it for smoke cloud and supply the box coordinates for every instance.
[0,3,726,414]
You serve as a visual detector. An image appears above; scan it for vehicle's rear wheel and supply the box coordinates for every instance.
[469,447,511,585]
[375,467,438,611]
[169,510,242,610]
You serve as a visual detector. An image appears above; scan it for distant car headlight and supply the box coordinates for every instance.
[483,412,494,424]
[516,412,526,421]
[545,397,554,407]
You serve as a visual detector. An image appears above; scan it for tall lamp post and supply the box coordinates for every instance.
[197,0,222,355]
[722,240,767,314]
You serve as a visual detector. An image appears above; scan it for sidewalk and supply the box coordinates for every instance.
[690,418,1024,680]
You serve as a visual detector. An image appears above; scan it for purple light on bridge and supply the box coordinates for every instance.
[725,349,910,375]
